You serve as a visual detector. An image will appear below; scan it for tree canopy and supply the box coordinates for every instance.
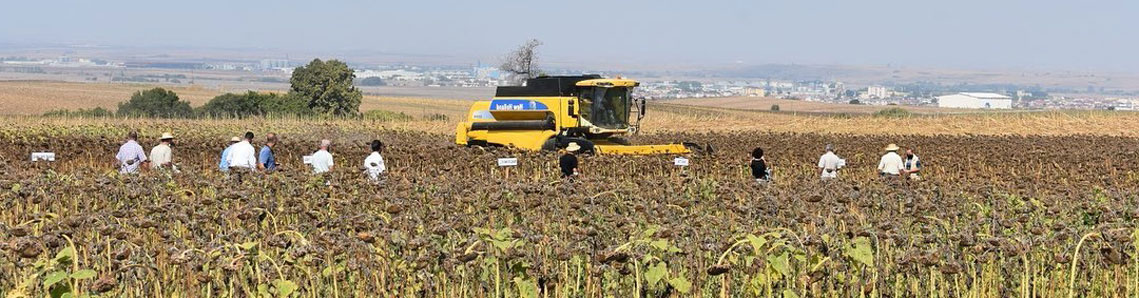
[290,59,362,116]
[196,91,311,118]
[500,39,542,85]
[117,88,193,118]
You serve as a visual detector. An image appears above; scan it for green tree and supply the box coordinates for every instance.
[197,91,314,118]
[117,88,192,118]
[290,59,362,116]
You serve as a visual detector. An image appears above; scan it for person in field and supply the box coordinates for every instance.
[903,148,923,180]
[226,132,258,172]
[258,133,279,172]
[311,139,335,174]
[149,132,175,170]
[363,140,386,183]
[115,131,147,174]
[750,147,771,183]
[218,136,239,172]
[877,143,905,178]
[559,142,581,178]
[817,144,845,180]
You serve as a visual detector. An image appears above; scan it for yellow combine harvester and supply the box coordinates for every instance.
[455,75,696,154]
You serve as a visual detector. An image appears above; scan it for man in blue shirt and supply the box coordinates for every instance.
[258,133,278,172]
[218,136,239,172]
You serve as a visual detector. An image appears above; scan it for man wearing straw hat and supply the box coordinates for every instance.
[559,142,582,179]
[877,143,905,178]
[218,136,240,172]
[149,132,175,170]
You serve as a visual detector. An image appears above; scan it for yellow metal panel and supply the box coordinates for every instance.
[595,144,691,155]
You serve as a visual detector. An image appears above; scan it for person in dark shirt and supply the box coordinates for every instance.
[559,142,581,178]
[750,147,770,183]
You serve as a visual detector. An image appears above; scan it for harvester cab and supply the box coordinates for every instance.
[456,75,696,155]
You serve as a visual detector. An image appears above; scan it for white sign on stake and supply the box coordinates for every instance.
[302,155,313,164]
[31,152,56,162]
[497,158,518,167]
[673,157,690,167]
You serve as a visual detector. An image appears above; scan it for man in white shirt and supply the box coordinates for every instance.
[114,131,147,174]
[817,144,845,180]
[363,140,386,182]
[877,143,905,178]
[311,139,335,174]
[225,132,258,171]
[150,132,175,170]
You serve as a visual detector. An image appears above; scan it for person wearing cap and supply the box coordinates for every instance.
[817,144,846,180]
[226,132,258,172]
[877,143,905,178]
[363,140,386,183]
[258,133,279,172]
[114,131,147,174]
[218,136,240,172]
[149,132,175,170]
[749,147,770,183]
[903,148,923,180]
[559,142,581,178]
[311,139,335,174]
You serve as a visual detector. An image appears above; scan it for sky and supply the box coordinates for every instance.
[1,0,1136,71]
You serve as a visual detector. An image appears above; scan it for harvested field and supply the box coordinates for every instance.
[0,117,1137,297]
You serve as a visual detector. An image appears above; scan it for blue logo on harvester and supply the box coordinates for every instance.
[490,99,548,111]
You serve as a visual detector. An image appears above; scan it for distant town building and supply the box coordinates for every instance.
[866,85,889,99]
[937,92,1012,109]
[743,86,767,97]
[260,59,289,70]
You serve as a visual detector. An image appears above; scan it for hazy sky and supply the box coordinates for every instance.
[2,0,1136,71]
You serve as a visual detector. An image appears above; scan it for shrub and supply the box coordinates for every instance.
[356,77,385,86]
[117,88,193,118]
[362,109,414,121]
[196,91,313,118]
[43,107,113,117]
[770,104,781,111]
[874,107,912,118]
[849,99,861,105]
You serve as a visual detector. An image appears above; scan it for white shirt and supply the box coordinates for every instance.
[364,152,386,180]
[311,149,334,174]
[225,140,258,169]
[817,151,845,178]
[150,143,172,169]
[878,151,905,175]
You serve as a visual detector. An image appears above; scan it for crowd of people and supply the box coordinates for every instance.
[114,132,921,184]
[113,131,387,183]
[749,143,923,183]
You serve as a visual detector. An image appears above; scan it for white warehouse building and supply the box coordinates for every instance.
[936,92,1012,109]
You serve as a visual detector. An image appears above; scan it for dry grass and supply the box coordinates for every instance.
[0,81,223,114]
[4,80,1139,137]
[670,96,970,115]
[643,102,1139,136]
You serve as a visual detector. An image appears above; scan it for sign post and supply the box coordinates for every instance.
[673,157,690,178]
[497,157,518,179]
[31,152,56,162]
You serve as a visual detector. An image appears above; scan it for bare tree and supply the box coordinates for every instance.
[500,39,542,85]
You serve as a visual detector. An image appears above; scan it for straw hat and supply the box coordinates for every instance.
[565,142,581,152]
[160,132,175,140]
[884,143,900,152]
[229,136,241,143]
